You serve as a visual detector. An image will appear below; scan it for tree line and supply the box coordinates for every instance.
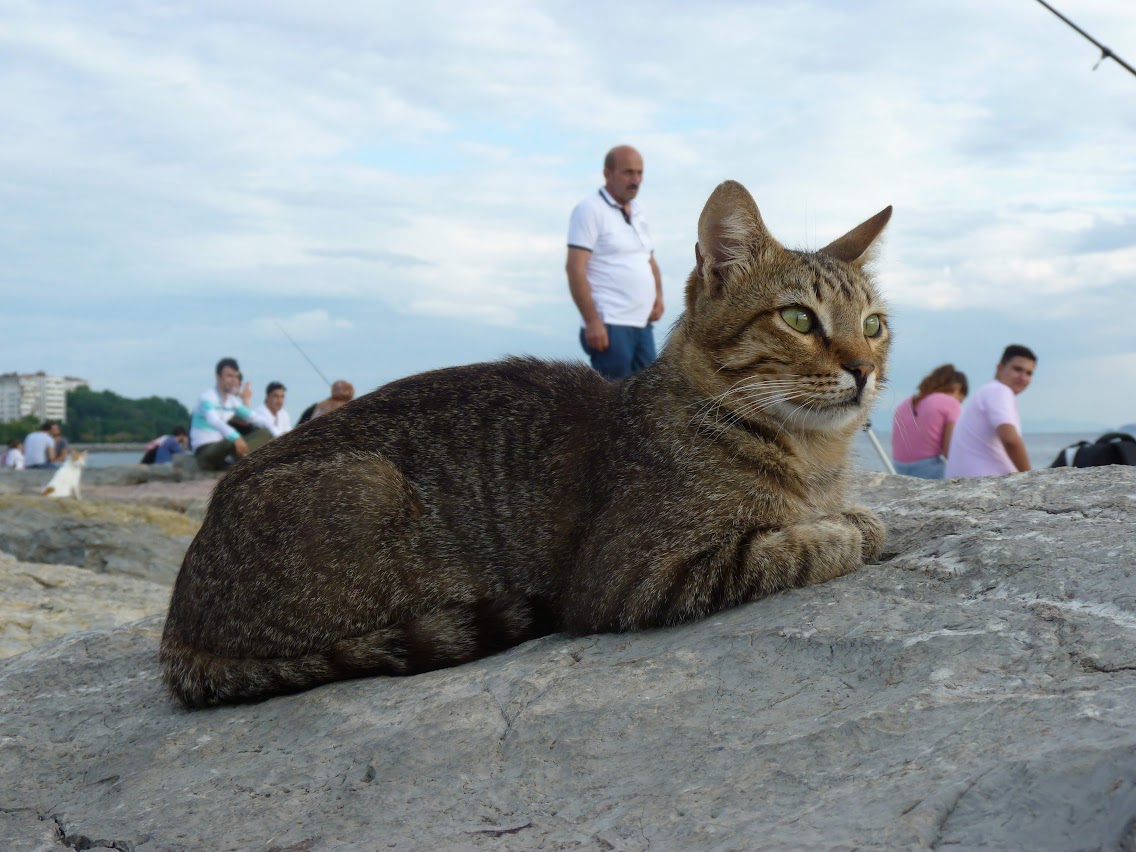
[0,388,191,444]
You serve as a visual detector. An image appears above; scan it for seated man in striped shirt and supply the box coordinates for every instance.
[189,357,273,471]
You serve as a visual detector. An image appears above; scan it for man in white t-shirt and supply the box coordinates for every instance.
[944,345,1037,478]
[251,381,292,438]
[23,421,67,469]
[565,145,664,379]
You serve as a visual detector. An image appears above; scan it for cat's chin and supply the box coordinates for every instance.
[772,400,869,433]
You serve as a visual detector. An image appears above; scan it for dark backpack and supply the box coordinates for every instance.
[1050,432,1136,468]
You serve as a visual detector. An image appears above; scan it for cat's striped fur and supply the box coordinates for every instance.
[160,180,892,708]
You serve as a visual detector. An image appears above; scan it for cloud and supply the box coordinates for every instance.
[407,299,518,326]
[251,309,353,342]
[1,0,1135,430]
[304,247,432,268]
[1069,216,1136,254]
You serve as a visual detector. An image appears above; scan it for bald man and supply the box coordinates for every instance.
[566,145,665,380]
[295,379,357,426]
[312,380,355,419]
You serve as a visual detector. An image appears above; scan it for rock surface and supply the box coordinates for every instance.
[1,467,1134,850]
[0,456,212,496]
[0,495,199,583]
[0,551,171,659]
[83,479,216,521]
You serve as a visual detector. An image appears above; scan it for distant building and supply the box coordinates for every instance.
[0,372,89,424]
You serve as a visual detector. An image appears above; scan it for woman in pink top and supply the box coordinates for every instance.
[891,365,968,478]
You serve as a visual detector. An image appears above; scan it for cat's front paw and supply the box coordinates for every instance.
[842,505,885,563]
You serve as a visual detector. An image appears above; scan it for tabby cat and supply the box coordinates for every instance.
[160,180,892,708]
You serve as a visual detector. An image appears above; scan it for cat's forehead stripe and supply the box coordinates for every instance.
[784,266,825,304]
[803,253,877,306]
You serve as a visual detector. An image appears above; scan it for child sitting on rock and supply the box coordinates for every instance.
[2,438,25,470]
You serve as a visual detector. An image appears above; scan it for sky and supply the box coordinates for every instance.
[2,0,1134,434]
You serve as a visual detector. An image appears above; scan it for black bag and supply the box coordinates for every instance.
[1050,432,1136,468]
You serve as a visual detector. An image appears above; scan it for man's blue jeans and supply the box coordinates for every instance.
[580,323,656,380]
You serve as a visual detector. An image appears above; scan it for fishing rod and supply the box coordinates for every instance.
[864,420,897,476]
[1033,0,1136,79]
[275,321,332,387]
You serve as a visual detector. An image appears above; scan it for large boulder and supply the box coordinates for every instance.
[82,479,216,520]
[0,551,171,659]
[1,467,1134,850]
[0,496,198,583]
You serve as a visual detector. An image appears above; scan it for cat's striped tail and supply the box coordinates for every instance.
[159,599,554,709]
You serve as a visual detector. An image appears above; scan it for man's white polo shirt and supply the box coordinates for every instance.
[23,430,54,466]
[567,188,656,328]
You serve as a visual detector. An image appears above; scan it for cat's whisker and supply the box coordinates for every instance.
[719,390,812,431]
[686,377,802,420]
[704,386,804,427]
[692,387,800,439]
[707,381,801,416]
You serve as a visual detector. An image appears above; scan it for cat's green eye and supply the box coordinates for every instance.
[780,306,814,334]
[863,314,883,338]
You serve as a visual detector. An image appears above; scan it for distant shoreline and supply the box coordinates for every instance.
[72,443,148,452]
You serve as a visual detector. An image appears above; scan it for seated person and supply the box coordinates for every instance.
[945,344,1037,478]
[250,381,292,438]
[140,426,190,464]
[24,421,68,469]
[2,438,25,470]
[313,379,355,419]
[189,358,273,471]
[891,364,968,479]
[297,380,356,425]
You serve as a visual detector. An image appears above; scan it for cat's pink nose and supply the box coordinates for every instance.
[843,361,876,391]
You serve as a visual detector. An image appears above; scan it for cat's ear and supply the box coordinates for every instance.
[818,206,893,267]
[696,180,776,278]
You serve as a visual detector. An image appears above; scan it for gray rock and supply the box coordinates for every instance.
[1,467,1134,850]
[0,496,197,583]
[83,479,217,517]
[0,460,217,496]
[0,467,58,495]
[0,551,171,659]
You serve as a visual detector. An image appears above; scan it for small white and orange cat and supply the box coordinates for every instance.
[42,450,88,499]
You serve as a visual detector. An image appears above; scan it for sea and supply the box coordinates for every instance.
[82,432,1105,472]
[83,448,149,467]
[852,430,1099,474]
